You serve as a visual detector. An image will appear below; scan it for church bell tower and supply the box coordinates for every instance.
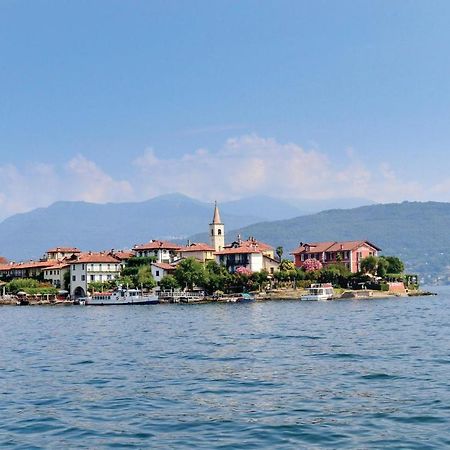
[210,201,225,252]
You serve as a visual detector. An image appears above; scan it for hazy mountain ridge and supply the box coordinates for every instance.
[190,201,450,283]
[0,193,303,261]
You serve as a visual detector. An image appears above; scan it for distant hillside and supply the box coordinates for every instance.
[191,201,450,283]
[0,194,247,260]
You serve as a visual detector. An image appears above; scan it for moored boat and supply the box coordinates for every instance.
[80,286,159,306]
[301,283,334,301]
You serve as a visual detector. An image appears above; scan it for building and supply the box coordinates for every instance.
[70,252,123,298]
[291,241,381,273]
[178,242,216,263]
[133,240,181,263]
[210,201,225,252]
[43,262,70,289]
[151,262,176,284]
[45,247,81,262]
[215,237,280,274]
[0,256,7,265]
[0,260,57,280]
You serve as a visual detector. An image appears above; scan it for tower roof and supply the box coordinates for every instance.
[211,201,222,224]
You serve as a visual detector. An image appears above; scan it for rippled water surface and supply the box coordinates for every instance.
[1,291,450,449]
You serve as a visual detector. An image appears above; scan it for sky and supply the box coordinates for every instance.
[1,0,450,220]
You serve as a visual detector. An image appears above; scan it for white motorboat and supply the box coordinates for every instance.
[80,286,159,306]
[301,283,334,301]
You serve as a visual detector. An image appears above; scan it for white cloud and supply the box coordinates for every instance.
[0,134,445,222]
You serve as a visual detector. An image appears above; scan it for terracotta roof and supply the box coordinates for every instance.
[237,238,273,252]
[152,262,176,271]
[74,253,122,264]
[133,240,181,251]
[113,250,134,260]
[0,260,57,271]
[179,242,215,253]
[215,243,262,255]
[44,263,70,270]
[47,247,81,253]
[0,256,7,264]
[291,240,381,255]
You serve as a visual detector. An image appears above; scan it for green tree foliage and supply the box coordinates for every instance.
[203,261,232,294]
[279,259,295,271]
[126,256,157,267]
[6,278,58,295]
[360,256,378,275]
[63,270,70,290]
[276,246,284,261]
[381,256,405,274]
[159,274,180,290]
[137,265,156,289]
[174,257,207,290]
[376,257,389,278]
[6,278,39,293]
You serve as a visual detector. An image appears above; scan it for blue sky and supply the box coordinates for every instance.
[1,0,450,219]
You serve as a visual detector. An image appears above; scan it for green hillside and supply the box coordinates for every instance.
[192,201,450,284]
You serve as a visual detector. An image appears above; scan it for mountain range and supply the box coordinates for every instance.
[190,201,450,284]
[2,195,448,283]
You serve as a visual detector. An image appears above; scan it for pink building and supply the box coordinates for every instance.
[291,241,381,273]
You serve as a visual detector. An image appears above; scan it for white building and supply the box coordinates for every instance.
[70,253,123,298]
[215,238,279,274]
[133,240,181,263]
[210,202,225,252]
[151,262,176,284]
[43,263,70,289]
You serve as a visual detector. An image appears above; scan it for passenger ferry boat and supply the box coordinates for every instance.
[301,283,334,301]
[79,286,159,306]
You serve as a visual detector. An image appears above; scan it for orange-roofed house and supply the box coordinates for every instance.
[69,252,123,298]
[178,242,216,263]
[0,260,58,280]
[133,240,181,263]
[151,262,176,284]
[291,241,381,273]
[215,236,280,274]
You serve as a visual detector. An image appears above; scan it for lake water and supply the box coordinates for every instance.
[1,290,450,449]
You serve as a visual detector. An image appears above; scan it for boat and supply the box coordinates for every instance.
[80,286,159,306]
[301,283,334,301]
[236,292,255,303]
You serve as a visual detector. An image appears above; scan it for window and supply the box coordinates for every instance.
[72,264,76,270]
[156,270,160,276]
[107,275,112,280]
[72,275,76,281]
[81,275,85,281]
[211,229,214,236]
[90,275,95,281]
[218,229,222,235]
[82,264,85,270]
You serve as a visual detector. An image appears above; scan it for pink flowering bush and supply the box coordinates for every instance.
[235,266,252,276]
[303,258,323,272]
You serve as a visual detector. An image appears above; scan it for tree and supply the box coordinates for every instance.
[302,258,323,272]
[63,271,71,291]
[279,259,295,271]
[6,278,39,294]
[382,256,405,274]
[174,257,207,290]
[360,256,378,275]
[276,246,284,261]
[137,265,156,290]
[159,274,180,290]
[376,257,389,278]
[252,269,269,291]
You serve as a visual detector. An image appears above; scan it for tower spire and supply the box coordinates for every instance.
[212,200,222,224]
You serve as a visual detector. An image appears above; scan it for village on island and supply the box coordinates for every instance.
[0,202,419,305]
